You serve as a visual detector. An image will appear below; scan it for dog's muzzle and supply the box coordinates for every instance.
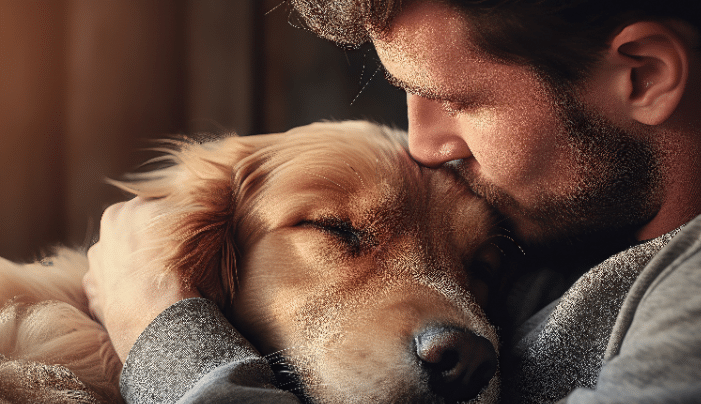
[414,326,498,403]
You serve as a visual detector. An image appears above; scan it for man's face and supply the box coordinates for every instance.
[372,1,662,243]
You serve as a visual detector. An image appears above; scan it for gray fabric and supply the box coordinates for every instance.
[175,361,300,404]
[563,215,701,403]
[120,298,297,404]
[512,226,682,403]
[511,215,701,403]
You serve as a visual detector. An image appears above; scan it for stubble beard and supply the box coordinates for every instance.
[451,92,664,245]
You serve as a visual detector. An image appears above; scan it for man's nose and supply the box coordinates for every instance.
[407,94,472,168]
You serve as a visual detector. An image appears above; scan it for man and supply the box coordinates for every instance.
[83,0,701,402]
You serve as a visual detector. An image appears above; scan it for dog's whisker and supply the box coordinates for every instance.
[496,225,513,234]
[263,346,298,359]
[489,233,526,256]
[493,233,516,243]
[488,242,506,258]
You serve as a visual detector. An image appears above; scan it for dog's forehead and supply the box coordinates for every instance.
[241,123,420,228]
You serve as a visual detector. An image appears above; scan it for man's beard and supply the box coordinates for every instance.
[450,93,664,245]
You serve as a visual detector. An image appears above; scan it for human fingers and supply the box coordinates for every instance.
[98,197,166,273]
[83,198,164,360]
[84,198,157,326]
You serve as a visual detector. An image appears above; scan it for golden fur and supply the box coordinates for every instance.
[0,121,501,403]
[0,250,120,403]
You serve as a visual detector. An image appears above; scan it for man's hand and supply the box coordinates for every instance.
[83,197,201,362]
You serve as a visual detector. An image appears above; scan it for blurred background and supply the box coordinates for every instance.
[0,0,407,261]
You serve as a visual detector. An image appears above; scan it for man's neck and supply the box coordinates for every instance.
[636,127,701,241]
[636,192,701,240]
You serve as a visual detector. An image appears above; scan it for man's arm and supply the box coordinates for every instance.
[119,298,299,404]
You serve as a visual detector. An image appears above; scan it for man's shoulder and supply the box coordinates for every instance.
[605,213,700,357]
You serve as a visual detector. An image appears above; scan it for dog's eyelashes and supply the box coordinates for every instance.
[322,223,361,247]
[298,218,364,251]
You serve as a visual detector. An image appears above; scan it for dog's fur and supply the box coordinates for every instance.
[0,121,501,403]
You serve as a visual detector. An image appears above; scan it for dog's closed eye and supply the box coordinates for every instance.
[297,218,369,254]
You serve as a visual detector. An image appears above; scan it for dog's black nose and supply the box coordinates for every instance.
[414,326,497,402]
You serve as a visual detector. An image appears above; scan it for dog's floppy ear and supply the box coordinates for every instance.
[109,133,283,311]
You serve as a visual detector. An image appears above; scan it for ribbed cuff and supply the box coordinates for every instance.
[119,298,263,403]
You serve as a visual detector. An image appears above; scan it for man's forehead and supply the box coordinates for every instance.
[370,2,491,101]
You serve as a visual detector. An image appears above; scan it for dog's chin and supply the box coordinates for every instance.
[269,357,500,404]
[237,283,501,404]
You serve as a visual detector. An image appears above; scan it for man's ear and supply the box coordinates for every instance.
[606,21,689,125]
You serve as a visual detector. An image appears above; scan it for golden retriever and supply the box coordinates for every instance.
[0,121,501,403]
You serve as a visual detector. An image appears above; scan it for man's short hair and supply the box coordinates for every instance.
[290,0,701,84]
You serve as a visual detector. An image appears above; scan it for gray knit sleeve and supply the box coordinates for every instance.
[119,297,297,404]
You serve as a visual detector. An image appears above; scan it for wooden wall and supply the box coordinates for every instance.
[0,0,406,261]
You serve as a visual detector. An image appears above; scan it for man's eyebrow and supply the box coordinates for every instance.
[383,69,431,97]
[382,68,456,102]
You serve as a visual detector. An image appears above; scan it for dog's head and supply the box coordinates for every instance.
[114,121,502,403]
